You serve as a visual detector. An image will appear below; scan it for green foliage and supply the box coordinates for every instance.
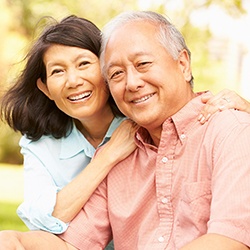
[205,0,246,16]
[0,165,27,230]
[7,0,139,37]
[0,202,28,231]
[0,0,247,164]
[0,124,22,164]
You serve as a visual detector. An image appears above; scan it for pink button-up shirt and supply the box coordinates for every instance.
[60,93,250,249]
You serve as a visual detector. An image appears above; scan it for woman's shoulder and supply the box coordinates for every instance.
[19,134,61,150]
[19,123,89,157]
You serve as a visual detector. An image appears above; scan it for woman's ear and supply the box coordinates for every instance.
[36,78,53,100]
[178,49,192,82]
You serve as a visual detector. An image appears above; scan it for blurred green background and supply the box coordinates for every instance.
[0,0,249,231]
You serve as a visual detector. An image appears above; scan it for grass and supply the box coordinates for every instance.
[0,202,28,231]
[0,164,28,231]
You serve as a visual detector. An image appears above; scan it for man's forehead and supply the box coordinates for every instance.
[103,20,161,69]
[106,19,157,43]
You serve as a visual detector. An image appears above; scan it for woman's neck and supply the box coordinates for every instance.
[75,107,115,148]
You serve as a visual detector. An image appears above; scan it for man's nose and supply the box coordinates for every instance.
[125,68,145,91]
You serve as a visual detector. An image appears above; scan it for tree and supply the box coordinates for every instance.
[0,0,247,164]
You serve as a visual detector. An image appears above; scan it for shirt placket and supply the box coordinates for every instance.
[154,123,178,248]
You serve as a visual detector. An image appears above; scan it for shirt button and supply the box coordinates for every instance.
[180,134,186,140]
[161,157,168,163]
[161,198,168,204]
[158,236,165,242]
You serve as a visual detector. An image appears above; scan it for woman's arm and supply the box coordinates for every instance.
[17,150,64,232]
[198,89,250,124]
[52,119,138,223]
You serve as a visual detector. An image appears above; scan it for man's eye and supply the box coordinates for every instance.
[138,61,150,67]
[110,70,123,79]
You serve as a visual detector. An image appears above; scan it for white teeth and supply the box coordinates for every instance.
[133,94,153,103]
[69,91,92,101]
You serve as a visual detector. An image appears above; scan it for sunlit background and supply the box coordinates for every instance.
[0,0,249,229]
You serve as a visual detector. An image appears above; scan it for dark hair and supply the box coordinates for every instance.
[1,15,124,141]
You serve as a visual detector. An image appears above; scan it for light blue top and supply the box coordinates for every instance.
[17,116,125,234]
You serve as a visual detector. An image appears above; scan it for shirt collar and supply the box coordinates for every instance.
[170,91,207,144]
[60,116,126,159]
[104,116,126,141]
[135,91,208,147]
[60,123,93,159]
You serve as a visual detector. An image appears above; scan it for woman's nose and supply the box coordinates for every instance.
[66,69,83,88]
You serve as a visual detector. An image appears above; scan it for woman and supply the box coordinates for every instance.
[1,14,250,250]
[0,15,138,249]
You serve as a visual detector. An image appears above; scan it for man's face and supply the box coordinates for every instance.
[104,20,193,134]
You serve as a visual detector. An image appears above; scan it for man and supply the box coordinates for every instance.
[1,10,250,250]
[59,10,250,249]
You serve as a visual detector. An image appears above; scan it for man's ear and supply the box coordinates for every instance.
[36,78,53,100]
[178,49,192,82]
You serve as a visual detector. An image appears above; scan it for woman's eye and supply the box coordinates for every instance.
[79,61,90,67]
[51,69,63,75]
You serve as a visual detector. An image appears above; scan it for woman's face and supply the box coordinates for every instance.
[38,44,111,122]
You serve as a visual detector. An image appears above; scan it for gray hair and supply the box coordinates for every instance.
[100,10,193,86]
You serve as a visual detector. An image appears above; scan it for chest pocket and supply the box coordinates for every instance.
[175,181,212,247]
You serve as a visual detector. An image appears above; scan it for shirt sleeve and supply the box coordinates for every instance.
[207,116,250,246]
[59,180,112,249]
[17,145,69,234]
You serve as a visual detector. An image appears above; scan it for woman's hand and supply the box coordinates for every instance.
[53,119,139,223]
[198,89,250,124]
[101,119,139,164]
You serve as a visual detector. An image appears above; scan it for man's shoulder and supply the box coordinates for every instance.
[210,109,250,126]
[205,109,250,140]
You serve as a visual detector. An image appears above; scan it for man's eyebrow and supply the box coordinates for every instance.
[105,63,117,75]
[106,62,116,69]
[106,51,153,70]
